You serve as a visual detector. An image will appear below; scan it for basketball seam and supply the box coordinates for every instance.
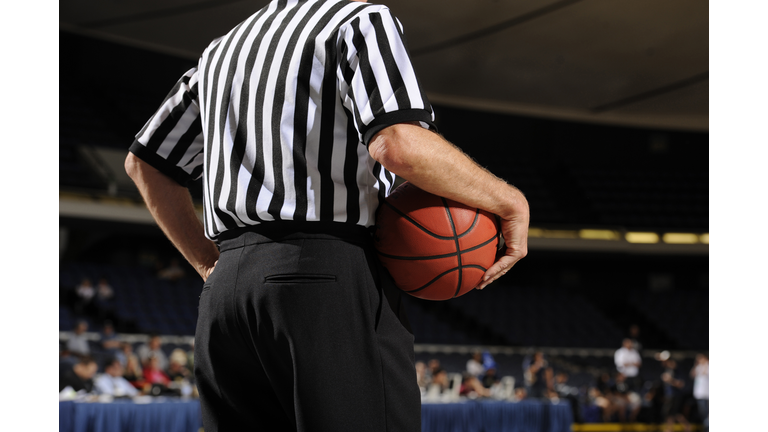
[381,200,457,240]
[442,198,463,298]
[404,264,489,294]
[457,210,480,238]
[376,234,497,261]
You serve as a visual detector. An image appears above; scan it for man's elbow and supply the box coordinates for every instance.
[125,152,141,180]
[368,124,417,177]
[125,152,155,184]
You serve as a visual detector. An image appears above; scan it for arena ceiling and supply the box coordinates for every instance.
[60,0,708,132]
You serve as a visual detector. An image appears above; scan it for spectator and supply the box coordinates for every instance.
[459,372,491,398]
[554,372,582,423]
[96,277,114,301]
[157,257,186,281]
[74,278,95,316]
[99,321,121,356]
[466,351,485,378]
[481,367,499,390]
[66,320,90,357]
[137,334,169,370]
[424,358,441,386]
[591,372,617,422]
[661,359,691,432]
[117,342,139,368]
[690,354,709,432]
[615,338,642,391]
[123,351,145,389]
[415,361,429,393]
[425,367,451,398]
[168,349,193,380]
[611,372,642,422]
[94,357,139,397]
[59,356,97,393]
[513,386,528,402]
[144,355,172,387]
[94,277,115,319]
[526,351,553,399]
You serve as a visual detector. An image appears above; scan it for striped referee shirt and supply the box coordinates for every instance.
[130,0,436,240]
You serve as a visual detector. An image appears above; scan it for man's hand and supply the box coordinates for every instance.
[201,260,218,283]
[478,208,529,290]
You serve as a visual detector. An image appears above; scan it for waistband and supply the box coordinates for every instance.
[216,221,374,252]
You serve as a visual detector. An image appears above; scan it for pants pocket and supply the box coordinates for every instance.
[263,274,336,284]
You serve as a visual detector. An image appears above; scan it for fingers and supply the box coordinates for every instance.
[477,224,528,290]
[201,260,218,282]
[477,246,526,290]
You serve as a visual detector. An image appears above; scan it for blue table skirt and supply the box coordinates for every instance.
[421,400,573,432]
[60,398,571,432]
[59,399,202,432]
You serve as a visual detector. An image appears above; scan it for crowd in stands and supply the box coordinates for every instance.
[415,330,708,431]
[59,262,707,430]
[59,320,195,400]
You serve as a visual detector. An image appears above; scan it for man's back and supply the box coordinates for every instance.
[131,0,435,240]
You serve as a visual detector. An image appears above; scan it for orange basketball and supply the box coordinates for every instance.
[373,182,500,301]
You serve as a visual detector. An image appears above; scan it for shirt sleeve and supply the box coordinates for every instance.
[338,7,437,146]
[129,67,205,187]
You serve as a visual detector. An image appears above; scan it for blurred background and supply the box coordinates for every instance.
[58,0,708,430]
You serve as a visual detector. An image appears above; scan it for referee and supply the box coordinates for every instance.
[125,0,529,431]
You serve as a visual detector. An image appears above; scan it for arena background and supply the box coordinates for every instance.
[15,0,749,429]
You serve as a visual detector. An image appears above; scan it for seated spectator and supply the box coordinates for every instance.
[459,372,491,398]
[117,342,139,368]
[481,367,499,390]
[415,361,429,393]
[137,334,169,371]
[167,354,192,382]
[99,321,121,355]
[74,278,95,316]
[466,351,485,378]
[513,386,528,402]
[144,355,171,387]
[59,356,97,393]
[94,277,115,319]
[66,320,90,358]
[157,258,186,281]
[554,372,582,423]
[96,277,114,301]
[427,367,450,396]
[611,372,641,422]
[94,357,139,397]
[124,352,146,389]
[590,372,617,422]
[170,348,189,368]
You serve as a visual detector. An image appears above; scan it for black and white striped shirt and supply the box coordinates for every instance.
[130,0,435,240]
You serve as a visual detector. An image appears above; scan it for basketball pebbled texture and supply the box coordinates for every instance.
[373,182,500,301]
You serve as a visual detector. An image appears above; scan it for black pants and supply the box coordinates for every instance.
[195,223,420,431]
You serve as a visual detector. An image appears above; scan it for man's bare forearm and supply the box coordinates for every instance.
[369,123,526,220]
[125,153,219,281]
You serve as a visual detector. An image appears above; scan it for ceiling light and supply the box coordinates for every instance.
[663,233,699,244]
[579,229,620,241]
[625,232,659,244]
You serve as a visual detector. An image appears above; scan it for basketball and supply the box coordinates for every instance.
[374,182,501,301]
